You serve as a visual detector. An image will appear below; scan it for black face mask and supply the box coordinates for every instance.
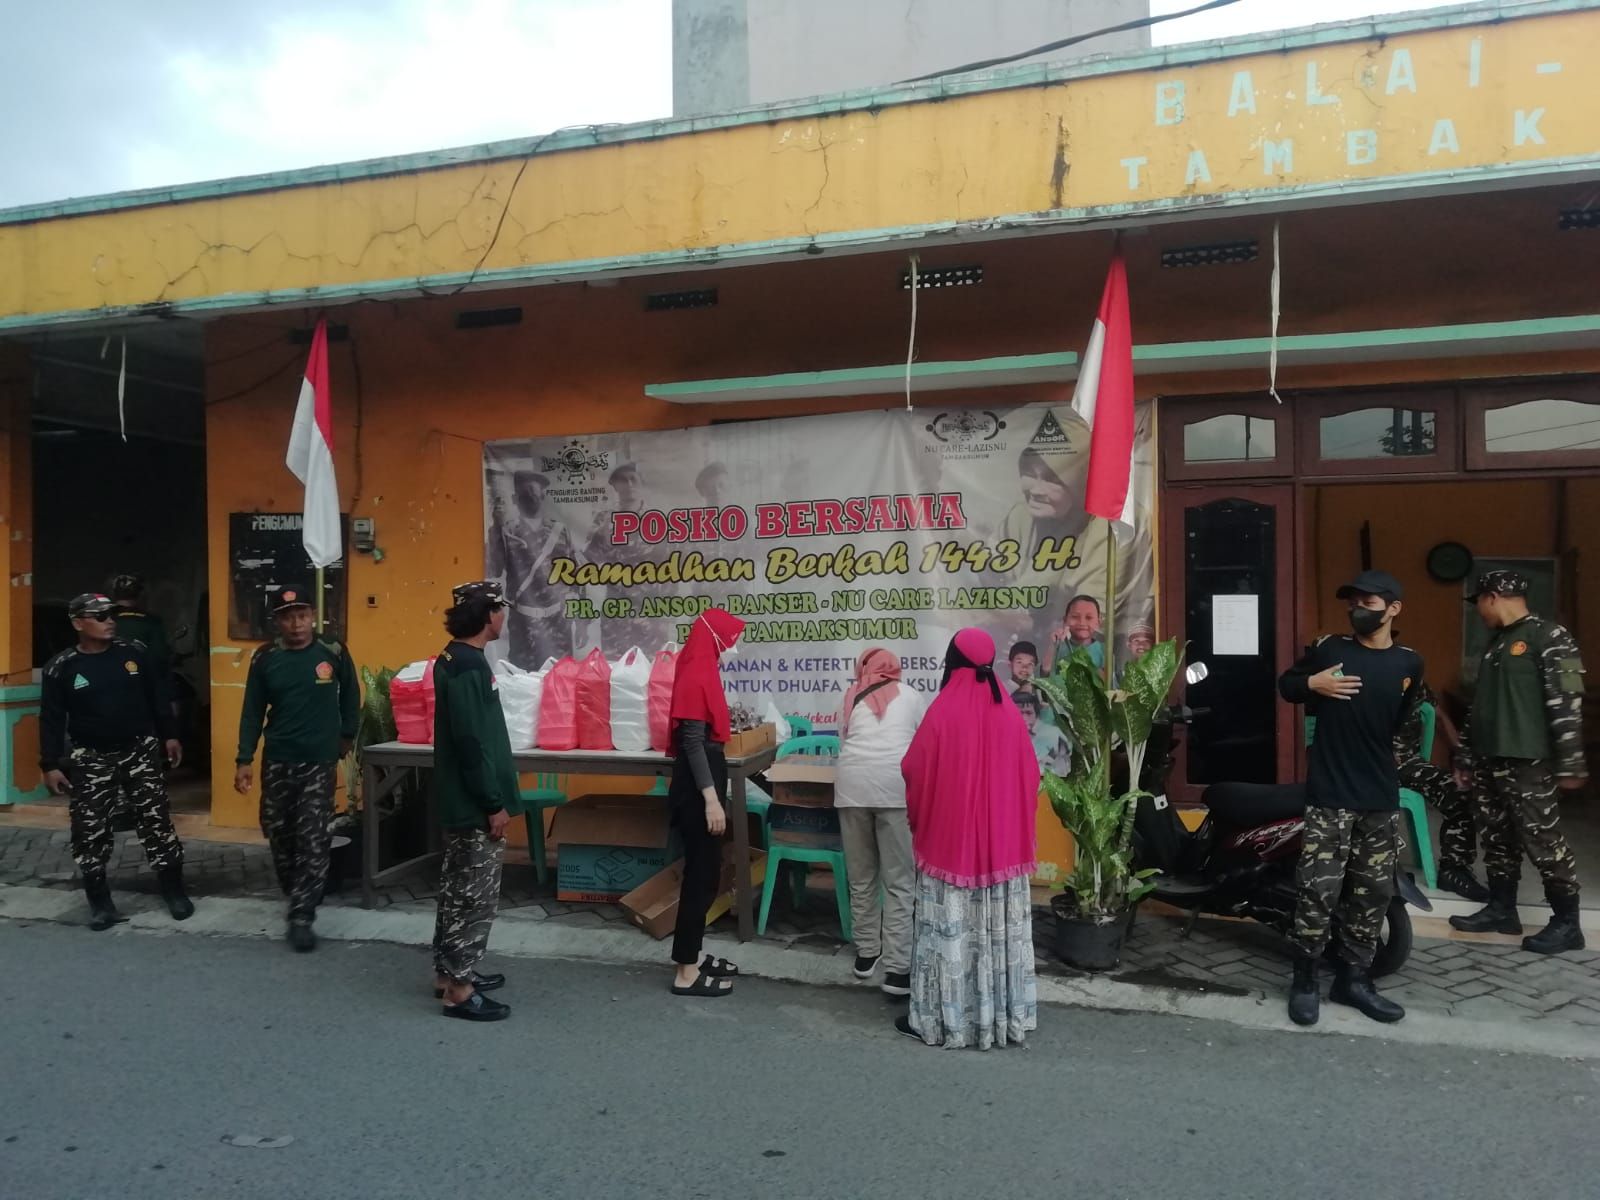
[1348,607,1388,637]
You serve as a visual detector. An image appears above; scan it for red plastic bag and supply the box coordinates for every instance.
[390,658,436,744]
[537,656,581,750]
[575,649,614,750]
[647,645,679,751]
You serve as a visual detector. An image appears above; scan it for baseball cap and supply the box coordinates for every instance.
[68,593,115,618]
[1469,568,1531,600]
[269,585,314,613]
[1336,570,1404,603]
[451,580,505,608]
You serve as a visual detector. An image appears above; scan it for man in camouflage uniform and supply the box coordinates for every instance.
[1396,682,1488,902]
[1279,570,1423,1027]
[1450,570,1589,954]
[431,580,523,1022]
[488,470,575,669]
[40,593,193,930]
[235,585,360,952]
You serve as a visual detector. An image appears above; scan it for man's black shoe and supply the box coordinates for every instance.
[442,991,510,1022]
[1287,956,1320,1027]
[852,954,880,979]
[1330,964,1405,1023]
[1437,863,1490,904]
[83,874,126,932]
[287,920,316,953]
[1523,893,1586,955]
[1449,881,1521,935]
[157,866,195,921]
[434,971,505,998]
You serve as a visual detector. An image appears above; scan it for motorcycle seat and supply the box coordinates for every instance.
[1202,781,1307,828]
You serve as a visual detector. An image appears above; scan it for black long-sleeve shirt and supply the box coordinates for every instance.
[676,720,716,792]
[40,639,176,770]
[1279,634,1423,812]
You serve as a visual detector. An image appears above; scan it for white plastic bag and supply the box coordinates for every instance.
[497,658,554,749]
[762,701,793,746]
[610,646,653,752]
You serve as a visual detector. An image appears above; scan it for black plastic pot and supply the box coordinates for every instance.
[1051,894,1135,971]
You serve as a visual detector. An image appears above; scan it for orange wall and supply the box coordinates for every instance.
[1308,479,1593,704]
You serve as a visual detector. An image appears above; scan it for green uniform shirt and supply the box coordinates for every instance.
[237,636,360,765]
[1466,614,1587,777]
[433,641,523,830]
[112,608,170,676]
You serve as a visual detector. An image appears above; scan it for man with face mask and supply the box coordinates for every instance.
[1449,570,1588,954]
[1278,570,1424,1027]
[490,470,575,669]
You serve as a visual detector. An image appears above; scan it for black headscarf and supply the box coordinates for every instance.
[941,636,1004,703]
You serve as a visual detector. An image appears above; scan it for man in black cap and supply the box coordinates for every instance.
[1450,569,1588,954]
[108,573,171,682]
[235,584,360,951]
[40,593,192,930]
[431,580,523,1021]
[1278,569,1424,1027]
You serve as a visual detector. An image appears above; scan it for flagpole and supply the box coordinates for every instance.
[315,566,326,633]
[1103,519,1117,688]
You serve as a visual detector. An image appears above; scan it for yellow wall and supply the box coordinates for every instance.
[5,7,1599,323]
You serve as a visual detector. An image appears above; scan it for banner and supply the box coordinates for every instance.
[483,402,1155,731]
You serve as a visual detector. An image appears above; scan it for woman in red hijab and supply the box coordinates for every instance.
[897,627,1040,1048]
[666,607,745,997]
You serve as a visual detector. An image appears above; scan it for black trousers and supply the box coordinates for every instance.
[669,744,726,966]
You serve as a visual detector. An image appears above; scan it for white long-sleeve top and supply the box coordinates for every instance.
[833,687,926,809]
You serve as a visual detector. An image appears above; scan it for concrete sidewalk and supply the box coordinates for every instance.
[4,816,1598,1060]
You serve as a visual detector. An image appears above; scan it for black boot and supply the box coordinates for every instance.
[1449,880,1522,934]
[1523,892,1585,956]
[83,874,126,932]
[157,866,195,921]
[1329,962,1405,1023]
[1287,956,1320,1027]
[1437,862,1491,904]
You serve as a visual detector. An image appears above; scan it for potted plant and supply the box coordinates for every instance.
[1033,639,1182,970]
[329,665,400,889]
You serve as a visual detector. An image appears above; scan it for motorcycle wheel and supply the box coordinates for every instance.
[1369,897,1414,979]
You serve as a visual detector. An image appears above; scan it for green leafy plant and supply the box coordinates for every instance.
[334,665,400,831]
[1032,639,1183,923]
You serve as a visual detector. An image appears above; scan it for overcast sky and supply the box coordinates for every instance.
[1,0,1458,210]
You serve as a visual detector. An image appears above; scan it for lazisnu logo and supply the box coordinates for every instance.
[542,440,611,486]
[926,411,1005,444]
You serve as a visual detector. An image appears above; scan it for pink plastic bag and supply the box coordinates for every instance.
[537,656,581,750]
[391,658,436,744]
[647,645,679,752]
[575,649,614,750]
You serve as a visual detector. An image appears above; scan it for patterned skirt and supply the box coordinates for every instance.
[907,871,1038,1050]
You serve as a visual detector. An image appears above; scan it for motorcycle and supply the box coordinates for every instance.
[1130,665,1429,978]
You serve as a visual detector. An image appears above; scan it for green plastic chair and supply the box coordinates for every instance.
[519,773,568,886]
[776,734,839,759]
[1304,707,1438,890]
[758,843,852,941]
[784,715,814,737]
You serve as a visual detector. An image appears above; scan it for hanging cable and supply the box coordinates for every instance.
[1268,219,1282,404]
[904,0,1247,83]
[904,254,920,411]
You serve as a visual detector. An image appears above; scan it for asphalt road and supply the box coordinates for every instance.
[3,920,1598,1200]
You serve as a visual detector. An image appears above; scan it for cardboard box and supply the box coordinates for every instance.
[620,847,769,940]
[765,759,836,808]
[766,803,843,850]
[553,794,680,903]
[725,723,776,759]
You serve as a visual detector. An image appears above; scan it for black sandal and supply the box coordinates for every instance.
[671,970,733,998]
[700,954,740,979]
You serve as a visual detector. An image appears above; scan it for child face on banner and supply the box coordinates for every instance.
[1010,650,1037,684]
[1127,627,1155,659]
[1066,598,1102,645]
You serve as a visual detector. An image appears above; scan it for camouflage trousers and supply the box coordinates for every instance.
[1288,806,1399,969]
[1398,756,1477,869]
[1475,758,1580,901]
[259,761,336,921]
[432,828,504,982]
[67,737,182,877]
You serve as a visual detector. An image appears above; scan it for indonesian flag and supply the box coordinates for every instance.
[285,319,341,568]
[1070,251,1137,542]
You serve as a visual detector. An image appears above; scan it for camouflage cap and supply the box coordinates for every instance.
[68,592,115,618]
[1469,568,1531,600]
[451,580,505,608]
[270,585,314,613]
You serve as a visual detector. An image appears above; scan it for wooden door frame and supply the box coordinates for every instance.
[1160,481,1300,805]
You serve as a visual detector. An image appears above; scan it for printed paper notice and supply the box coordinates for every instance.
[1212,595,1259,656]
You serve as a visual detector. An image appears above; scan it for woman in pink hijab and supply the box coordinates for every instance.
[897,627,1040,1049]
